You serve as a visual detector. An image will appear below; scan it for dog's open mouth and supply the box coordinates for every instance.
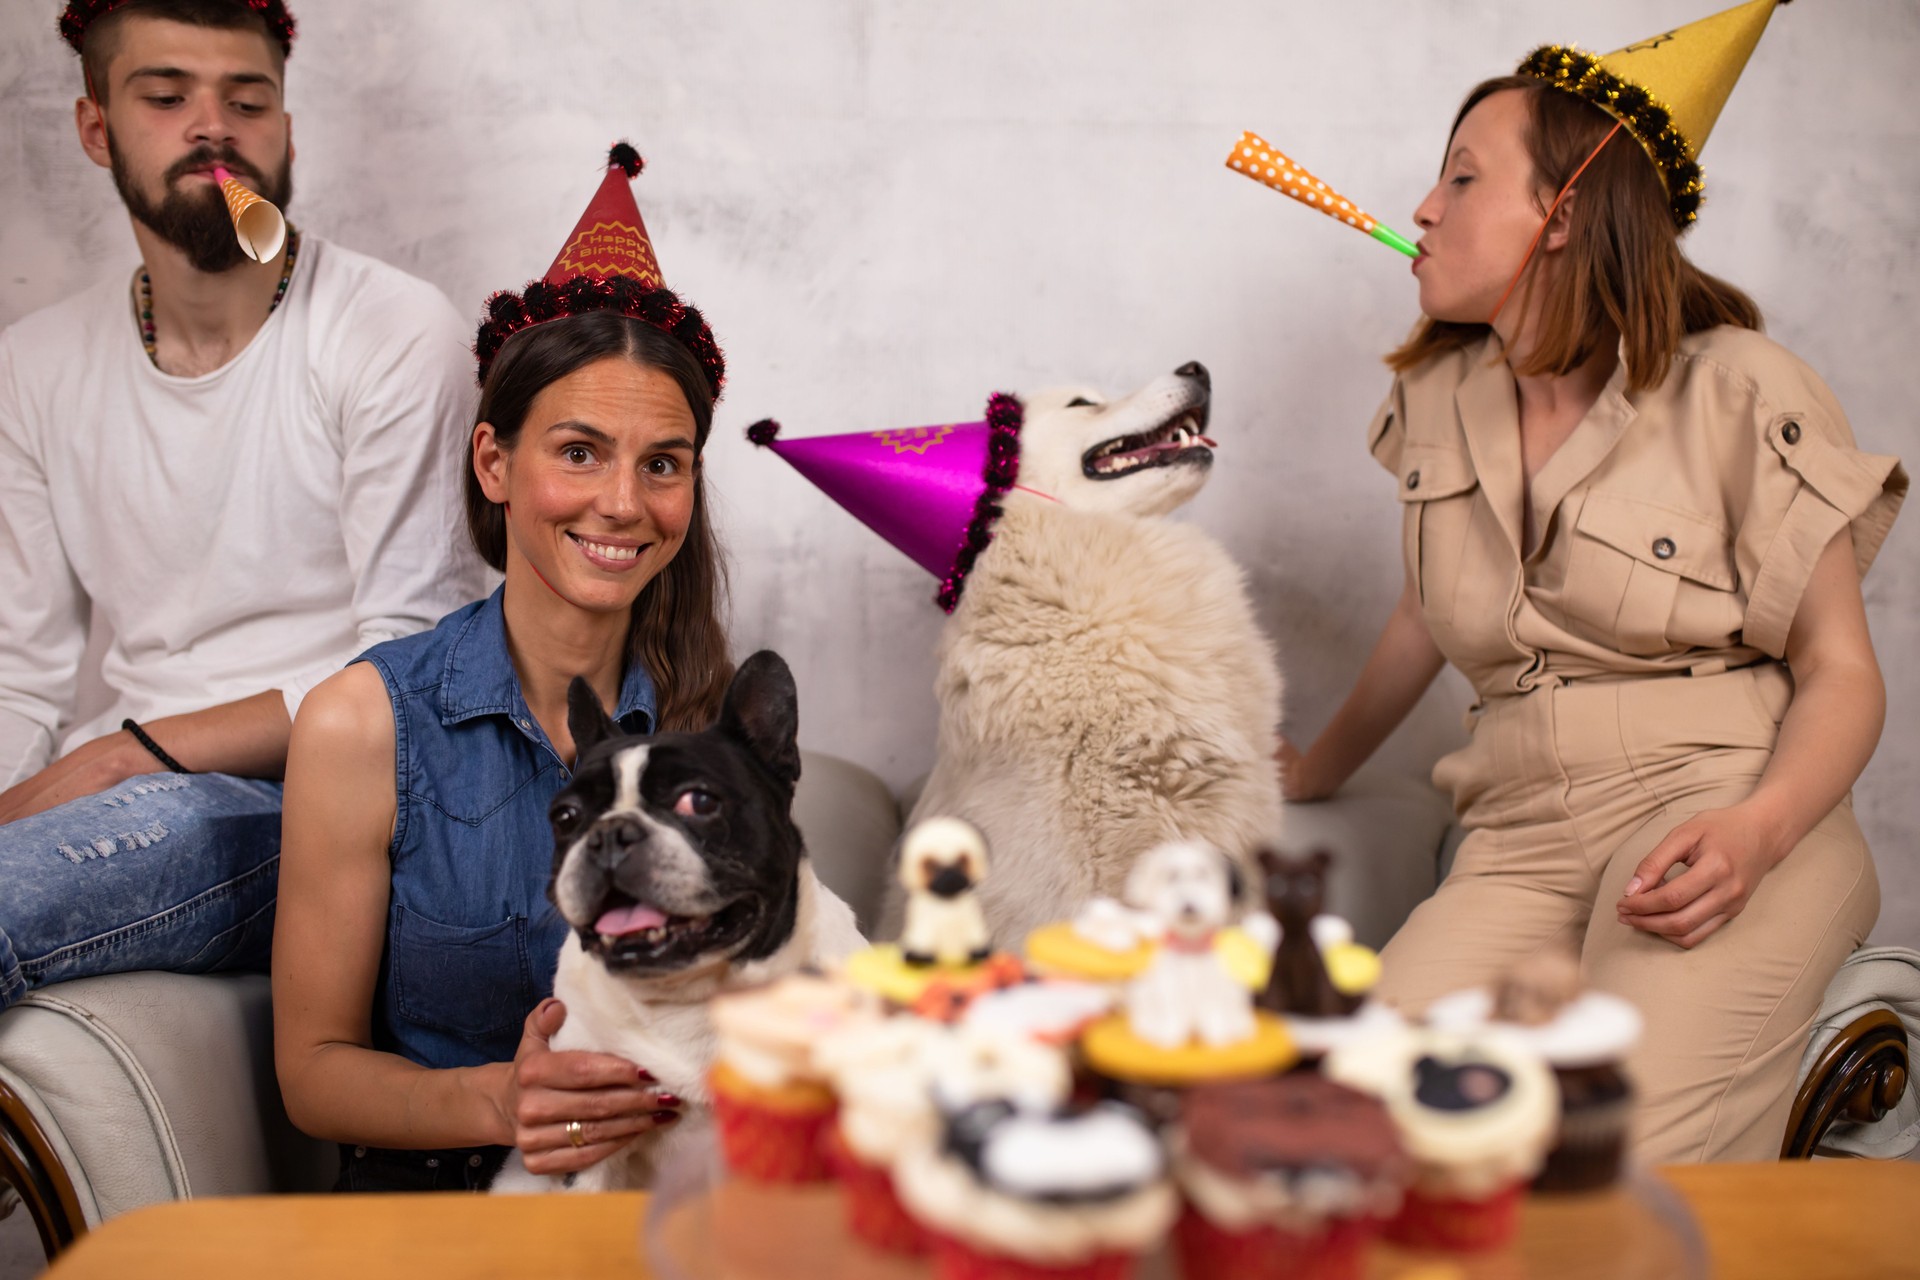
[1081,407,1215,480]
[581,892,758,969]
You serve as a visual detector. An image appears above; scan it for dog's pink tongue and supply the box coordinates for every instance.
[595,902,668,936]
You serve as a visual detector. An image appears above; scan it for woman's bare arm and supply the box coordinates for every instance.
[1281,571,1447,801]
[271,663,514,1148]
[1619,530,1886,947]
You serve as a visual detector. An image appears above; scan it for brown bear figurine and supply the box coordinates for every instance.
[1255,848,1362,1018]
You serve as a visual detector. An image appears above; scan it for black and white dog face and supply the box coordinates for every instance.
[547,650,808,978]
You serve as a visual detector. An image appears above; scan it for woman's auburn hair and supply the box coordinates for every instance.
[466,311,732,735]
[1387,75,1763,394]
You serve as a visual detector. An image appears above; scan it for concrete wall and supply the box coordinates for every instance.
[2,1,1914,946]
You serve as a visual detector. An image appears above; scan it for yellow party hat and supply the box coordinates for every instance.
[1517,0,1791,228]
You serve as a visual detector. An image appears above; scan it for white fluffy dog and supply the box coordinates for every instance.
[1123,841,1253,1049]
[896,363,1283,950]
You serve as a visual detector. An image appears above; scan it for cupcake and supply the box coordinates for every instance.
[895,1099,1177,1280]
[1322,1026,1557,1251]
[815,1016,951,1253]
[708,971,876,1183]
[1172,1076,1409,1280]
[1426,950,1643,1192]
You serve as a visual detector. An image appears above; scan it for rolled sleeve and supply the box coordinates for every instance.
[1740,408,1907,659]
[1367,381,1406,477]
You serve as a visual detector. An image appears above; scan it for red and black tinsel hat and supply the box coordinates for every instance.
[473,142,725,396]
[60,0,298,57]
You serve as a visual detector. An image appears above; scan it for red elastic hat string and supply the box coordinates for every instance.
[1487,121,1623,329]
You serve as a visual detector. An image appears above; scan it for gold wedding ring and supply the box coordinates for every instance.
[566,1119,586,1148]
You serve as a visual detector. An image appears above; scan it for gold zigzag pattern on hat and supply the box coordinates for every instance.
[1517,0,1790,229]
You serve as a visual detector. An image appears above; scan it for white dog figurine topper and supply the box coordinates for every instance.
[1122,841,1253,1050]
[898,816,993,968]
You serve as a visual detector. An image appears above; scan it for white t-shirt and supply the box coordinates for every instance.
[0,233,492,785]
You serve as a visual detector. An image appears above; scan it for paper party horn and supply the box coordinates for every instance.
[1226,132,1418,258]
[213,166,286,262]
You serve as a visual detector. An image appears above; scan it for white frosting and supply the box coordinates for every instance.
[1322,1027,1558,1199]
[1172,1133,1402,1233]
[960,981,1115,1044]
[983,1108,1164,1198]
[710,974,876,1089]
[1070,897,1154,952]
[894,1119,1176,1262]
[815,1018,949,1165]
[1284,1000,1406,1056]
[1425,988,1644,1068]
[930,1023,1072,1114]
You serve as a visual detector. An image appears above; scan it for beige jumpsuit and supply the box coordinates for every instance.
[1368,326,1907,1162]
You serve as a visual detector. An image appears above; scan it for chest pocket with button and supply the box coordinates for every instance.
[1397,444,1480,626]
[1565,490,1737,656]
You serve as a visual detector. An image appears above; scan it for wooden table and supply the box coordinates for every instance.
[41,1161,1920,1280]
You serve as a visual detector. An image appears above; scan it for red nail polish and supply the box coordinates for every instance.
[652,1109,681,1124]
[637,1069,656,1083]
[653,1092,682,1108]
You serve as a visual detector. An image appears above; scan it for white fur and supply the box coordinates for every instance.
[1122,842,1254,1049]
[491,865,865,1193]
[610,745,649,814]
[897,375,1284,951]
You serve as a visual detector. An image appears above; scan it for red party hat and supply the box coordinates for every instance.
[474,143,723,395]
[544,142,664,289]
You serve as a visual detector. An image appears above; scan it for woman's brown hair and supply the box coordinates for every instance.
[466,311,732,733]
[1387,75,1762,393]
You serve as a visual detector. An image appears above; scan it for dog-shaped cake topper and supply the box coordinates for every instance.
[1254,847,1362,1018]
[897,816,993,968]
[1122,841,1253,1049]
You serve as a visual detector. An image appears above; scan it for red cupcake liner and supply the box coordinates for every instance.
[825,1126,929,1255]
[710,1083,837,1184]
[930,1233,1137,1280]
[1384,1180,1524,1252]
[1172,1205,1378,1280]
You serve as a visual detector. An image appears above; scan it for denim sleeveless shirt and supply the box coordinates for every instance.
[354,587,656,1069]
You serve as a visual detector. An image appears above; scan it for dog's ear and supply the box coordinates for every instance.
[720,650,801,788]
[567,676,618,759]
[1222,854,1246,904]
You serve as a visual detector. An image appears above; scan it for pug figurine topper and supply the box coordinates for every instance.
[898,816,994,968]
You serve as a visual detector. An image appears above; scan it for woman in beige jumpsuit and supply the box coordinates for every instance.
[1281,45,1907,1161]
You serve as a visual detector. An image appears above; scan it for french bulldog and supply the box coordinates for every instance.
[492,650,866,1192]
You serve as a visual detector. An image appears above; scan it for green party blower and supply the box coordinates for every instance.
[1227,131,1419,258]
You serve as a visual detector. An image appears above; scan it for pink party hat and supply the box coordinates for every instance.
[747,394,1023,612]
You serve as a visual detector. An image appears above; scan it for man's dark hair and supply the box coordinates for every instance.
[80,0,285,104]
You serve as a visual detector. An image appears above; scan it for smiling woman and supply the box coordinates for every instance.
[267,143,744,1192]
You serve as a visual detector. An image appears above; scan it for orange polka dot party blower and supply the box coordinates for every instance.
[1226,132,1419,259]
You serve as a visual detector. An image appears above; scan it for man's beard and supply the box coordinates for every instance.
[110,139,294,275]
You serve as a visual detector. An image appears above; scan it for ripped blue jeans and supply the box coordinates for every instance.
[0,773,281,1011]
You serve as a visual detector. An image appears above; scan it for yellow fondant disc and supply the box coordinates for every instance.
[1023,923,1153,981]
[1080,1011,1297,1085]
[842,944,984,1005]
[1324,943,1382,996]
[1026,923,1275,990]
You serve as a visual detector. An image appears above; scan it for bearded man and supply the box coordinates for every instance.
[0,0,486,1009]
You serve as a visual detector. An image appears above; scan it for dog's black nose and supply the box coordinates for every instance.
[1175,361,1210,389]
[586,819,645,853]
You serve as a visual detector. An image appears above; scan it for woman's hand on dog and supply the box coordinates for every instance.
[499,998,680,1175]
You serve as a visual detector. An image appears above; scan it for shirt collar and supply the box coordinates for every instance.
[438,586,658,734]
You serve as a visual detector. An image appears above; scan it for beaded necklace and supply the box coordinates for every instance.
[134,224,301,368]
